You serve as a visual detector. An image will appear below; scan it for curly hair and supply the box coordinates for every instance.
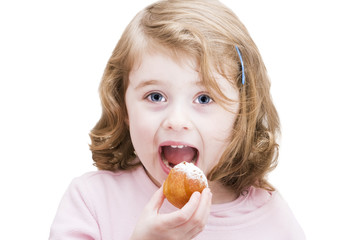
[89,0,280,194]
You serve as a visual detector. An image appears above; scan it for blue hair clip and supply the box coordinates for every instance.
[235,46,245,85]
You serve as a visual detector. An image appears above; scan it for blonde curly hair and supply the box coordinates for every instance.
[90,0,280,194]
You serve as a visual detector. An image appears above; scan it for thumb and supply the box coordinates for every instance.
[146,185,166,214]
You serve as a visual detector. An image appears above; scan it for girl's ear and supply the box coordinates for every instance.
[124,116,129,126]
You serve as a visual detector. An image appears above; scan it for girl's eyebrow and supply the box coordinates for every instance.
[134,78,205,90]
[134,79,162,90]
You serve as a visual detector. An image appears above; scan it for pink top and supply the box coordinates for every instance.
[49,166,305,239]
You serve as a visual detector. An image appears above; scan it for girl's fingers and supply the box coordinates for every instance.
[192,188,212,220]
[160,191,201,228]
[132,186,211,240]
[146,185,166,214]
[185,188,212,238]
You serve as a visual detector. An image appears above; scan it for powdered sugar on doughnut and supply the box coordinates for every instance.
[174,161,208,187]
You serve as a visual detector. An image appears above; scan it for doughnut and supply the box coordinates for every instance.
[163,161,208,208]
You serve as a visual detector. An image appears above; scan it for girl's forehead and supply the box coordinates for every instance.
[130,48,230,82]
[129,51,200,85]
[131,46,198,71]
[128,51,239,107]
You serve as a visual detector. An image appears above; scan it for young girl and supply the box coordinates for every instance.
[50,0,305,239]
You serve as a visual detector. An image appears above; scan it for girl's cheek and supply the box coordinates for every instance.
[130,110,160,136]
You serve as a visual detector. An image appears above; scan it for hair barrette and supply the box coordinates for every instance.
[235,46,245,85]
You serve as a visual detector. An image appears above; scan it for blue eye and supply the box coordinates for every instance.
[195,94,212,104]
[147,92,166,102]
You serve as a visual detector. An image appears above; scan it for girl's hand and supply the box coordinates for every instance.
[130,185,212,240]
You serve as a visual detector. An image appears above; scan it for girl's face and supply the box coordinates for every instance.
[125,52,239,187]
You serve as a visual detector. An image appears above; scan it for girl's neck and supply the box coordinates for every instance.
[209,181,239,204]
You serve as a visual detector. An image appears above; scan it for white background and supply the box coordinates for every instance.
[0,0,359,239]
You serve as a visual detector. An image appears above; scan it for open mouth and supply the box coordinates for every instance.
[160,145,199,169]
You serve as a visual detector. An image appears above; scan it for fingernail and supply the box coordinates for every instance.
[192,191,201,200]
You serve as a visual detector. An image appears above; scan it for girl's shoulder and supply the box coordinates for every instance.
[71,165,145,187]
[70,169,129,189]
[65,169,133,200]
[209,186,274,214]
[77,169,129,182]
[68,165,157,199]
[50,166,156,239]
[240,187,299,225]
[204,187,305,239]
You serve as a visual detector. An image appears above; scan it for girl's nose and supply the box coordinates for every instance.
[162,106,193,131]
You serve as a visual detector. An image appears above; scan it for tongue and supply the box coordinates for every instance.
[162,146,196,165]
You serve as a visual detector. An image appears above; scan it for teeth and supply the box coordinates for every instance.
[170,145,186,148]
[162,157,171,168]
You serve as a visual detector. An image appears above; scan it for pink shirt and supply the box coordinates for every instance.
[49,166,305,239]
